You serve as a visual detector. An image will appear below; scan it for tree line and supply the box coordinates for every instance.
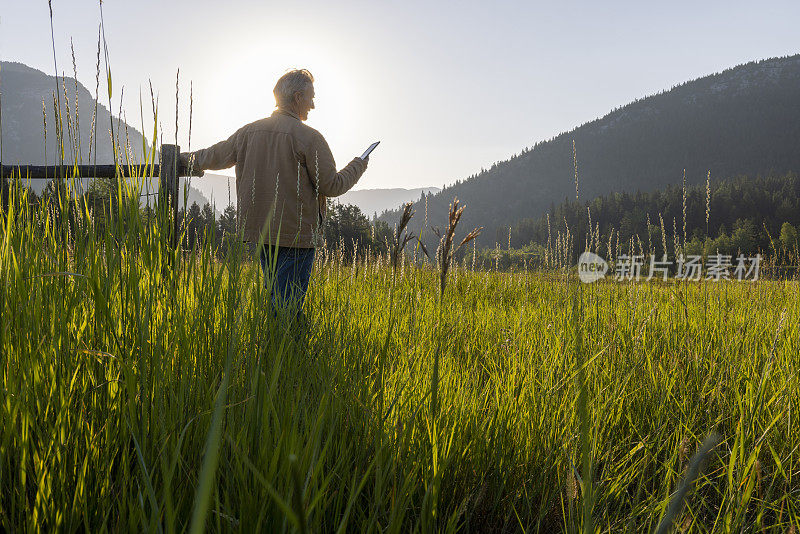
[16,172,800,272]
[509,172,800,264]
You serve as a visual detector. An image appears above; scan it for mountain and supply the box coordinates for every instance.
[0,61,149,165]
[191,173,237,210]
[184,173,437,221]
[1,61,221,215]
[337,187,441,219]
[380,54,800,248]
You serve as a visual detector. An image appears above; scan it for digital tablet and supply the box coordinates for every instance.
[360,141,380,160]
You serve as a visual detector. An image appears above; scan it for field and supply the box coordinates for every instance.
[1,182,798,533]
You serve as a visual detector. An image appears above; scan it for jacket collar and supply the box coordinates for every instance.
[274,108,302,121]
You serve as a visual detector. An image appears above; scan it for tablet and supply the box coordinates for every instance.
[360,141,380,160]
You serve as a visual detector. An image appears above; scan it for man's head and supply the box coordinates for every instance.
[273,69,315,121]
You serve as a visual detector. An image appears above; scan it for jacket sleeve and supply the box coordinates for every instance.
[181,130,239,171]
[307,132,367,197]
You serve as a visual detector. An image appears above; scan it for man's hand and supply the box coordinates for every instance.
[178,152,205,177]
[180,152,199,172]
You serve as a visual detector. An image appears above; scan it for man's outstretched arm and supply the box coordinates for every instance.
[309,132,368,197]
[180,130,238,172]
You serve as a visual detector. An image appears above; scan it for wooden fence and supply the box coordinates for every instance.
[0,144,203,248]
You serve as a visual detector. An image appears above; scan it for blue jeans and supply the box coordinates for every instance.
[259,244,315,317]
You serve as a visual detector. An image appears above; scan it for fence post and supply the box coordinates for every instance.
[159,144,180,249]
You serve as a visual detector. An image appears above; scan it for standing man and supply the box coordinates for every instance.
[181,69,368,316]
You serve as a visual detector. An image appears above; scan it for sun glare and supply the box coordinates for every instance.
[198,33,361,157]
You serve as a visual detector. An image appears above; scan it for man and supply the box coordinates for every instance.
[181,69,368,317]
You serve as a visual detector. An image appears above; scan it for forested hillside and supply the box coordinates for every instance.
[512,173,800,260]
[381,55,800,248]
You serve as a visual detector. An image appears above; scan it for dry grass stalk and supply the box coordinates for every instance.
[70,39,82,164]
[42,99,48,166]
[546,213,552,267]
[678,437,690,471]
[587,206,593,252]
[116,86,125,158]
[391,202,416,274]
[435,197,481,297]
[673,217,680,259]
[566,469,579,502]
[471,239,476,271]
[682,168,687,249]
[594,222,600,254]
[88,25,101,164]
[51,92,65,168]
[572,138,579,201]
[705,170,711,236]
[61,76,73,161]
[174,69,180,149]
[296,161,303,230]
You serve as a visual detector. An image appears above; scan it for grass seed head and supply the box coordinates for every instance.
[679,437,690,466]
[754,459,763,495]
[436,197,480,297]
[706,170,711,232]
[391,202,415,274]
[566,469,579,502]
[573,138,579,201]
[682,168,687,249]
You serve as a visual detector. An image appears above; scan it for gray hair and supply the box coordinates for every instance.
[273,69,314,108]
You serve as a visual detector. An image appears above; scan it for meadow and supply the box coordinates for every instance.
[1,177,798,533]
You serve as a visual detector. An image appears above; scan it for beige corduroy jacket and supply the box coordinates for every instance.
[182,109,367,248]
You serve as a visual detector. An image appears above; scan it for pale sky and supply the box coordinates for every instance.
[2,0,799,195]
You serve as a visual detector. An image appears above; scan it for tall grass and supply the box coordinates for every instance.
[1,173,799,531]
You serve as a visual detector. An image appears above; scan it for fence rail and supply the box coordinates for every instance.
[0,163,202,180]
[0,144,201,249]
